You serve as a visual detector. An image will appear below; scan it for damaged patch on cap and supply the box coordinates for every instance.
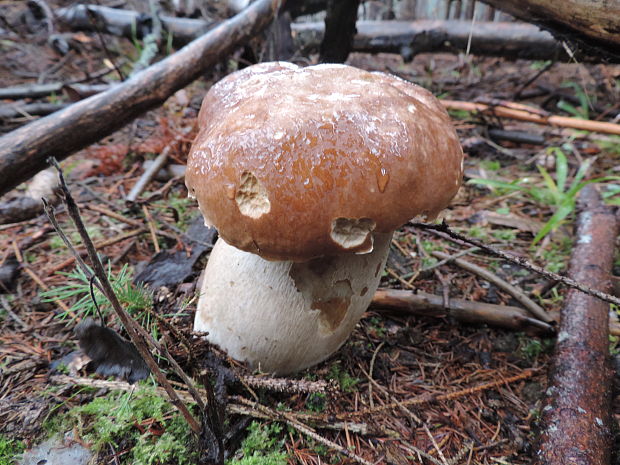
[330,217,376,250]
[235,171,270,218]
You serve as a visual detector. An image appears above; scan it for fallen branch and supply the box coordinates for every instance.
[371,288,553,333]
[294,20,571,62]
[440,100,620,135]
[0,103,67,121]
[478,0,620,60]
[0,0,284,197]
[0,82,111,100]
[372,288,620,336]
[536,185,617,465]
[58,7,574,63]
[0,197,43,224]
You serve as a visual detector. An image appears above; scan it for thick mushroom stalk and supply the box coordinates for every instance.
[195,233,391,374]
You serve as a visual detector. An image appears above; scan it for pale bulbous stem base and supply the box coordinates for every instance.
[194,233,392,374]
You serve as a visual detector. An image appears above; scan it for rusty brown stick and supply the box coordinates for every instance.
[536,185,618,465]
[440,100,620,135]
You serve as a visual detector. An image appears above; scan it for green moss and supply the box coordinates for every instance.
[0,435,25,465]
[305,392,326,413]
[518,334,554,362]
[62,384,196,465]
[328,363,360,393]
[227,421,288,465]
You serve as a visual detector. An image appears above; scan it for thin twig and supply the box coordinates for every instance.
[48,157,201,433]
[85,7,125,80]
[367,341,384,409]
[440,99,620,135]
[432,250,551,323]
[126,127,192,202]
[424,424,450,465]
[411,221,620,307]
[142,205,160,253]
[42,197,98,289]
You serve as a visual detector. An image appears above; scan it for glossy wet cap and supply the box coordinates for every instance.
[185,62,464,261]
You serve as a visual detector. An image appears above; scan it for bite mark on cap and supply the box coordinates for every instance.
[235,171,270,218]
[330,217,376,250]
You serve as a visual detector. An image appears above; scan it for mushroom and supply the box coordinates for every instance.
[185,62,463,374]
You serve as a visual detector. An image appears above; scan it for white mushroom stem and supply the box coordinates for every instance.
[195,232,393,374]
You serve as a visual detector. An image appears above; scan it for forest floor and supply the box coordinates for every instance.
[1,1,620,464]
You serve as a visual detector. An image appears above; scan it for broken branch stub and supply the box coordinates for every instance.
[0,0,283,197]
[536,184,618,465]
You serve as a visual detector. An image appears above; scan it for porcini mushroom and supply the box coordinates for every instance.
[185,62,463,374]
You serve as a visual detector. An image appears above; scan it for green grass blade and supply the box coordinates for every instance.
[537,165,561,204]
[551,147,568,193]
[532,201,575,245]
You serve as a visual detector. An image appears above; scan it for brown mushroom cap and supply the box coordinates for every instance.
[185,62,464,261]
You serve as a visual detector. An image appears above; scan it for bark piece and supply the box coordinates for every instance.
[0,0,283,197]
[536,184,618,465]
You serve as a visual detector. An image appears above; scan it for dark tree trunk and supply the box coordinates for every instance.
[319,0,361,63]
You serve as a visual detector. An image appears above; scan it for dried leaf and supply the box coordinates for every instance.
[74,318,149,383]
